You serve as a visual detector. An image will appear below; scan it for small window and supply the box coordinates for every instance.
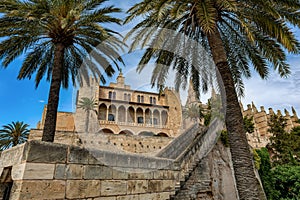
[141,96,144,103]
[108,91,112,99]
[128,94,131,101]
[153,97,156,105]
[113,92,116,100]
[108,114,115,121]
[150,97,153,104]
[137,95,141,103]
[137,117,144,124]
[124,93,127,100]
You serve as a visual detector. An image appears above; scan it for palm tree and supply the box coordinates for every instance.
[0,0,124,142]
[183,103,204,122]
[78,97,98,133]
[124,1,300,199]
[0,121,29,150]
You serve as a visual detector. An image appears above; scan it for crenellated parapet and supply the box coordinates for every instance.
[241,102,299,148]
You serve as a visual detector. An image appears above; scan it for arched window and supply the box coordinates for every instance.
[136,108,143,124]
[128,94,131,101]
[112,92,116,100]
[108,91,112,99]
[141,95,144,103]
[124,93,127,100]
[150,97,153,104]
[108,114,115,121]
[153,97,156,105]
[137,95,141,103]
[118,106,126,122]
[98,103,107,120]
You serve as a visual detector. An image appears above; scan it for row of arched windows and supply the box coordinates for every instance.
[108,91,157,105]
[98,104,168,126]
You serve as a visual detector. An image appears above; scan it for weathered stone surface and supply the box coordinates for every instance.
[117,194,139,200]
[127,180,148,194]
[68,146,90,164]
[66,180,100,199]
[10,180,65,200]
[66,164,83,179]
[153,170,175,180]
[26,141,67,163]
[94,197,116,200]
[0,144,26,168]
[84,165,113,179]
[112,168,129,179]
[101,180,127,196]
[127,169,153,180]
[148,180,174,192]
[12,163,55,180]
[54,164,66,179]
[115,154,140,168]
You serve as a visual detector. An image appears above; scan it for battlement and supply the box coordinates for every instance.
[240,102,299,148]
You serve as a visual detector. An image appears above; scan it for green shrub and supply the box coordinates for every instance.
[220,130,229,147]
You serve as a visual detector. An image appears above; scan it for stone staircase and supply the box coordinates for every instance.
[157,119,224,199]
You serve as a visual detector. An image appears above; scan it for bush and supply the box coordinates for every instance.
[220,130,229,147]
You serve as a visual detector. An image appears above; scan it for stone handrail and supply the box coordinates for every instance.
[170,119,224,197]
[156,123,201,159]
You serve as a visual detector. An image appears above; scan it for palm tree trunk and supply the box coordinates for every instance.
[207,30,264,200]
[42,43,65,142]
[85,110,90,133]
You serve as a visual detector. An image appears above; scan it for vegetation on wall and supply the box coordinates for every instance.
[256,114,300,200]
[268,114,300,165]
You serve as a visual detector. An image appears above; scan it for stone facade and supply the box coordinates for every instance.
[37,106,75,132]
[0,119,240,200]
[75,73,182,137]
[241,102,299,148]
[29,129,173,155]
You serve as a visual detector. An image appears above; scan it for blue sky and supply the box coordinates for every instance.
[0,1,299,129]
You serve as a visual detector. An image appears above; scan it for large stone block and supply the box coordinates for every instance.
[0,144,26,168]
[10,180,65,200]
[12,163,55,180]
[84,165,113,179]
[148,180,174,192]
[127,180,148,194]
[127,169,153,180]
[25,141,68,163]
[112,167,129,179]
[68,146,90,164]
[101,180,127,196]
[66,164,83,179]
[87,149,111,165]
[66,180,100,199]
[54,164,66,179]
[153,170,175,180]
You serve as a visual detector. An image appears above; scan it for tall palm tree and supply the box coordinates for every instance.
[0,0,124,142]
[78,97,98,133]
[124,0,300,199]
[0,121,29,150]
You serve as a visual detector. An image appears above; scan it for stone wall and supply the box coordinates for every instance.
[0,122,240,200]
[0,141,177,200]
[242,102,300,148]
[28,130,173,154]
[172,142,238,200]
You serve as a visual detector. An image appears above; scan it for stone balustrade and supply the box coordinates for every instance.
[99,120,169,129]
